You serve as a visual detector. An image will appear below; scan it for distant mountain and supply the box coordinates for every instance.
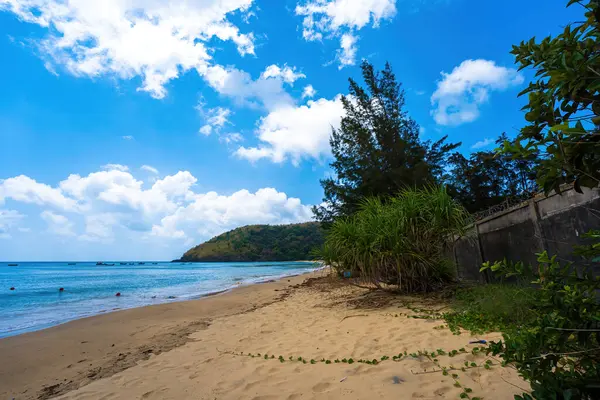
[178,222,324,262]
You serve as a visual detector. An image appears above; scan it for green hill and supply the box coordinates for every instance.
[178,222,324,262]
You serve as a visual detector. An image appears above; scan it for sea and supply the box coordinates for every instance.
[0,261,322,338]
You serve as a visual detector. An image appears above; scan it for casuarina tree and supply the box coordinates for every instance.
[313,61,460,224]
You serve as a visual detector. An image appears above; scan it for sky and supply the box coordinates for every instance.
[0,0,580,261]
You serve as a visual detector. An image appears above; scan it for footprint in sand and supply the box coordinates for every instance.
[312,382,332,393]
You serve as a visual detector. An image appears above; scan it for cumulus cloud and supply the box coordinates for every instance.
[338,33,358,67]
[471,138,495,149]
[302,85,317,99]
[431,59,524,126]
[0,175,78,211]
[0,0,256,98]
[41,210,75,236]
[295,0,396,67]
[202,64,298,110]
[141,165,159,174]
[261,65,306,84]
[0,167,313,243]
[236,96,344,165]
[152,188,312,240]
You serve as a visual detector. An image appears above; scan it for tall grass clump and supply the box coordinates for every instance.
[321,186,470,293]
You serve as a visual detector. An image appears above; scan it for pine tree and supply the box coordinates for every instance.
[313,61,460,223]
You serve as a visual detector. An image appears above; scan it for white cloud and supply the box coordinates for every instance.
[302,84,317,99]
[295,0,396,67]
[141,165,159,174]
[236,96,344,165]
[261,65,305,84]
[0,209,24,238]
[122,135,134,140]
[0,0,256,98]
[199,125,213,136]
[338,33,358,67]
[152,188,312,239]
[198,106,232,137]
[41,210,75,236]
[202,64,296,110]
[431,59,524,126]
[0,168,313,243]
[220,133,244,144]
[471,138,495,149]
[0,175,78,211]
[102,164,129,172]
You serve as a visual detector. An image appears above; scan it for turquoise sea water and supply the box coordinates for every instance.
[0,261,321,338]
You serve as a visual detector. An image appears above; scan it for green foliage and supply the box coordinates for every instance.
[504,0,600,194]
[320,186,470,292]
[446,133,540,214]
[313,61,459,224]
[179,222,324,262]
[481,233,600,400]
[443,284,539,335]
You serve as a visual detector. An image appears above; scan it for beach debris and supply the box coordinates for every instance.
[115,292,121,297]
[469,340,487,344]
[9,287,15,290]
[392,376,404,384]
[340,376,347,382]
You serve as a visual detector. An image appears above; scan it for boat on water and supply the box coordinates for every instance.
[67,263,76,265]
[7,263,18,266]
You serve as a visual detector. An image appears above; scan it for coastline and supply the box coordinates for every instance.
[1,267,528,400]
[1,261,324,339]
[0,269,325,400]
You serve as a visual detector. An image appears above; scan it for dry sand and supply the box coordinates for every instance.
[1,270,529,400]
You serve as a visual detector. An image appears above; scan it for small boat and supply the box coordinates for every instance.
[68,263,76,265]
[7,263,18,266]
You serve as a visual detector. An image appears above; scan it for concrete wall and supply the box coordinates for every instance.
[454,186,600,282]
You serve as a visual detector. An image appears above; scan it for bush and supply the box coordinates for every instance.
[481,230,600,400]
[321,186,470,293]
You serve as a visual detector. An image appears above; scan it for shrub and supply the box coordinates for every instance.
[321,186,470,292]
[481,230,600,399]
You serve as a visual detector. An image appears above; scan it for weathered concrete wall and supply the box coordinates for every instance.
[455,187,600,281]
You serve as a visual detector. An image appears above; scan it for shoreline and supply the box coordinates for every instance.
[0,269,327,400]
[1,262,324,340]
[1,267,528,400]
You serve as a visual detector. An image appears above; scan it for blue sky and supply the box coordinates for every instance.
[0,0,579,261]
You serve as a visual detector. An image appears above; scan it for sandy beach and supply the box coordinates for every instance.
[1,270,528,400]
